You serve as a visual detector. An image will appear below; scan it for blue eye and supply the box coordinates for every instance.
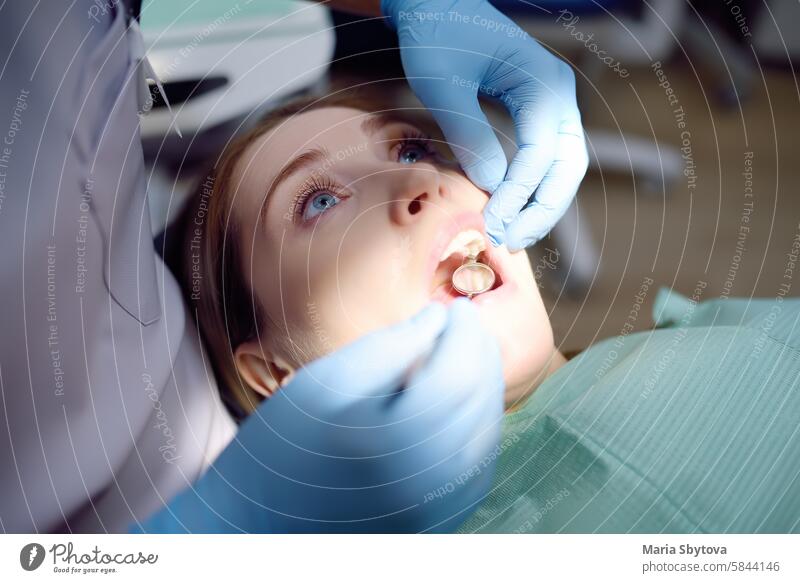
[398,142,430,164]
[303,191,341,220]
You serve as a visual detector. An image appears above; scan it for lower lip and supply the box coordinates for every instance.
[472,277,517,305]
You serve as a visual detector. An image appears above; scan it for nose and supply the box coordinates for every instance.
[387,165,446,227]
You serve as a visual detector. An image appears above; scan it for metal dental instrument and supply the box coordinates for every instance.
[451,253,496,299]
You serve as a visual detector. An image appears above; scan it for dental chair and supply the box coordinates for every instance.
[138,0,335,235]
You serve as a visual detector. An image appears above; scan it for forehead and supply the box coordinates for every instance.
[247,106,370,170]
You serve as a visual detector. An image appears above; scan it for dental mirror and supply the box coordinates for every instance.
[452,254,496,299]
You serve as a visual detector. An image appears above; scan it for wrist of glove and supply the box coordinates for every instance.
[381,0,588,250]
[381,0,488,28]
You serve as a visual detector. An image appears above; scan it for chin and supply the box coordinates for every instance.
[477,248,552,406]
[506,329,555,404]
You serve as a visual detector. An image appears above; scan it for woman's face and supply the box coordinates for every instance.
[231,106,555,405]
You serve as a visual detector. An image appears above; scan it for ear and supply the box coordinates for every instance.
[234,339,296,399]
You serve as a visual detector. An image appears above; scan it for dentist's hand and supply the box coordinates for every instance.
[382,0,589,250]
[135,298,504,533]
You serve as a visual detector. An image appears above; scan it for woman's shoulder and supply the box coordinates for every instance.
[476,301,800,533]
[652,285,800,352]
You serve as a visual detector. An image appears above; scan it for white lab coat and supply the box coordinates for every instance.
[0,2,236,532]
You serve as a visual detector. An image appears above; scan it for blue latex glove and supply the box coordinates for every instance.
[382,0,589,250]
[133,299,504,533]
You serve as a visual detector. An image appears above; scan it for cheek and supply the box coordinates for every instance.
[283,223,428,354]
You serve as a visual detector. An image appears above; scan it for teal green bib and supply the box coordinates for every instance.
[459,289,800,533]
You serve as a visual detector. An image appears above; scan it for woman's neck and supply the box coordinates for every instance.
[504,348,567,413]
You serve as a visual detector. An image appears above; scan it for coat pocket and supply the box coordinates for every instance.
[79,6,161,326]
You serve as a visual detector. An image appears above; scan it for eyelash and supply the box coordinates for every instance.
[290,175,344,223]
[290,130,436,223]
[395,129,437,160]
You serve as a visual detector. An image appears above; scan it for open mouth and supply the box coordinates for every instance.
[429,227,505,304]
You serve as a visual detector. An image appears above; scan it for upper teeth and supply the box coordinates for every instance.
[439,229,486,262]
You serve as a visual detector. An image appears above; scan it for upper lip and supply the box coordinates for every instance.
[426,211,494,295]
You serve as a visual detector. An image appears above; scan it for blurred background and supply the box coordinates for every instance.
[140,0,800,353]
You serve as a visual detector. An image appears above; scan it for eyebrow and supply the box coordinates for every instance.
[259,147,328,229]
[359,111,408,138]
[258,112,411,228]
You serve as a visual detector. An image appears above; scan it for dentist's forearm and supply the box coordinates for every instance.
[318,0,382,17]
